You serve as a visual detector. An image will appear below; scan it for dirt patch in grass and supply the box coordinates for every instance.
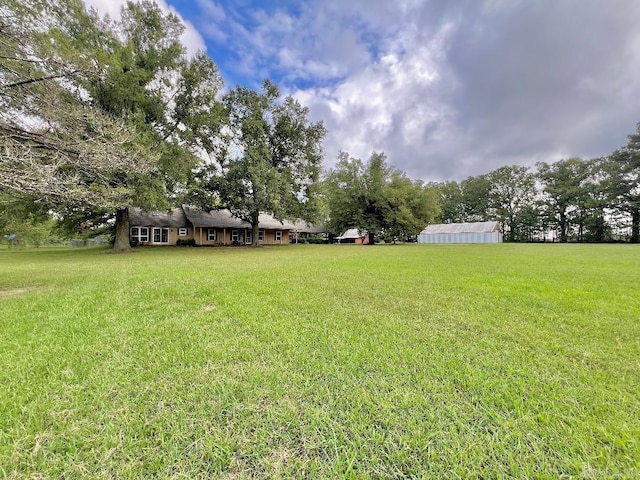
[0,287,33,297]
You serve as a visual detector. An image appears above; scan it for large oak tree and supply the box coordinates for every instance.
[1,0,223,251]
[324,152,439,243]
[1,1,158,218]
[196,80,326,246]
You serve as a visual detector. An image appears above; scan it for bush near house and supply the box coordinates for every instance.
[305,236,327,244]
[176,238,197,247]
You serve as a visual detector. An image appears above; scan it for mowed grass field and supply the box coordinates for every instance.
[0,244,638,479]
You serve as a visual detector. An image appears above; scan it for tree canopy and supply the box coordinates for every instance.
[195,80,326,246]
[430,140,640,243]
[608,123,640,242]
[324,152,439,244]
[0,0,158,211]
[0,0,224,251]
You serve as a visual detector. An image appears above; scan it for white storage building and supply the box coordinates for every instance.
[418,221,502,244]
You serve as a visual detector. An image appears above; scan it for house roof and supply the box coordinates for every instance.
[182,206,247,228]
[420,221,501,235]
[336,228,363,239]
[130,205,304,231]
[182,206,296,230]
[129,207,187,228]
[258,213,296,230]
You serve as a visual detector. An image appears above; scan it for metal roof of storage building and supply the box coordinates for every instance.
[420,221,500,235]
[336,228,363,239]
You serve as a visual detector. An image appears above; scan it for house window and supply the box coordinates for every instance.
[153,228,169,244]
[178,228,188,236]
[207,229,216,241]
[246,230,252,244]
[131,227,149,243]
[275,230,282,242]
[231,230,239,243]
[258,230,264,242]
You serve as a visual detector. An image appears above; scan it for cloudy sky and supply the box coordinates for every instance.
[86,0,640,182]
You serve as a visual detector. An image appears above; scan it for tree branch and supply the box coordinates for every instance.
[2,71,78,90]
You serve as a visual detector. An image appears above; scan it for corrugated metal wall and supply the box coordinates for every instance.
[417,231,502,243]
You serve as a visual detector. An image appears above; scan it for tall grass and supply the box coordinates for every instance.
[1,244,638,478]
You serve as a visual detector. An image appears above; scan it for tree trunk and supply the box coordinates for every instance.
[368,231,375,245]
[631,207,640,243]
[113,207,131,252]
[578,219,584,243]
[509,215,516,242]
[595,214,605,243]
[251,211,260,247]
[559,211,567,243]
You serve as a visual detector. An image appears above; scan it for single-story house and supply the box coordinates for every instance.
[417,221,502,244]
[335,228,369,244]
[289,221,327,242]
[129,206,297,246]
[129,207,190,246]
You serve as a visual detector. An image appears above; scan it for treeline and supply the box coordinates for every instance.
[321,126,640,244]
[433,136,640,242]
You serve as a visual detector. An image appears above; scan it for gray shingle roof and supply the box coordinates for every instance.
[183,206,295,230]
[257,213,296,230]
[182,206,248,228]
[128,207,187,228]
[130,206,302,231]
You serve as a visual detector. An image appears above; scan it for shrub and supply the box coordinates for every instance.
[176,238,196,247]
[306,236,326,244]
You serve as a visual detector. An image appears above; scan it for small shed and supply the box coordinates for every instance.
[418,221,502,244]
[335,228,368,244]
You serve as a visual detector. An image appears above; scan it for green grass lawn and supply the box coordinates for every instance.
[1,243,639,478]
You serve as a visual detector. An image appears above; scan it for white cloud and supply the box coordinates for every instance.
[191,0,470,179]
[293,22,454,176]
[293,1,640,181]
[196,0,226,22]
[293,14,460,170]
[112,0,640,181]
